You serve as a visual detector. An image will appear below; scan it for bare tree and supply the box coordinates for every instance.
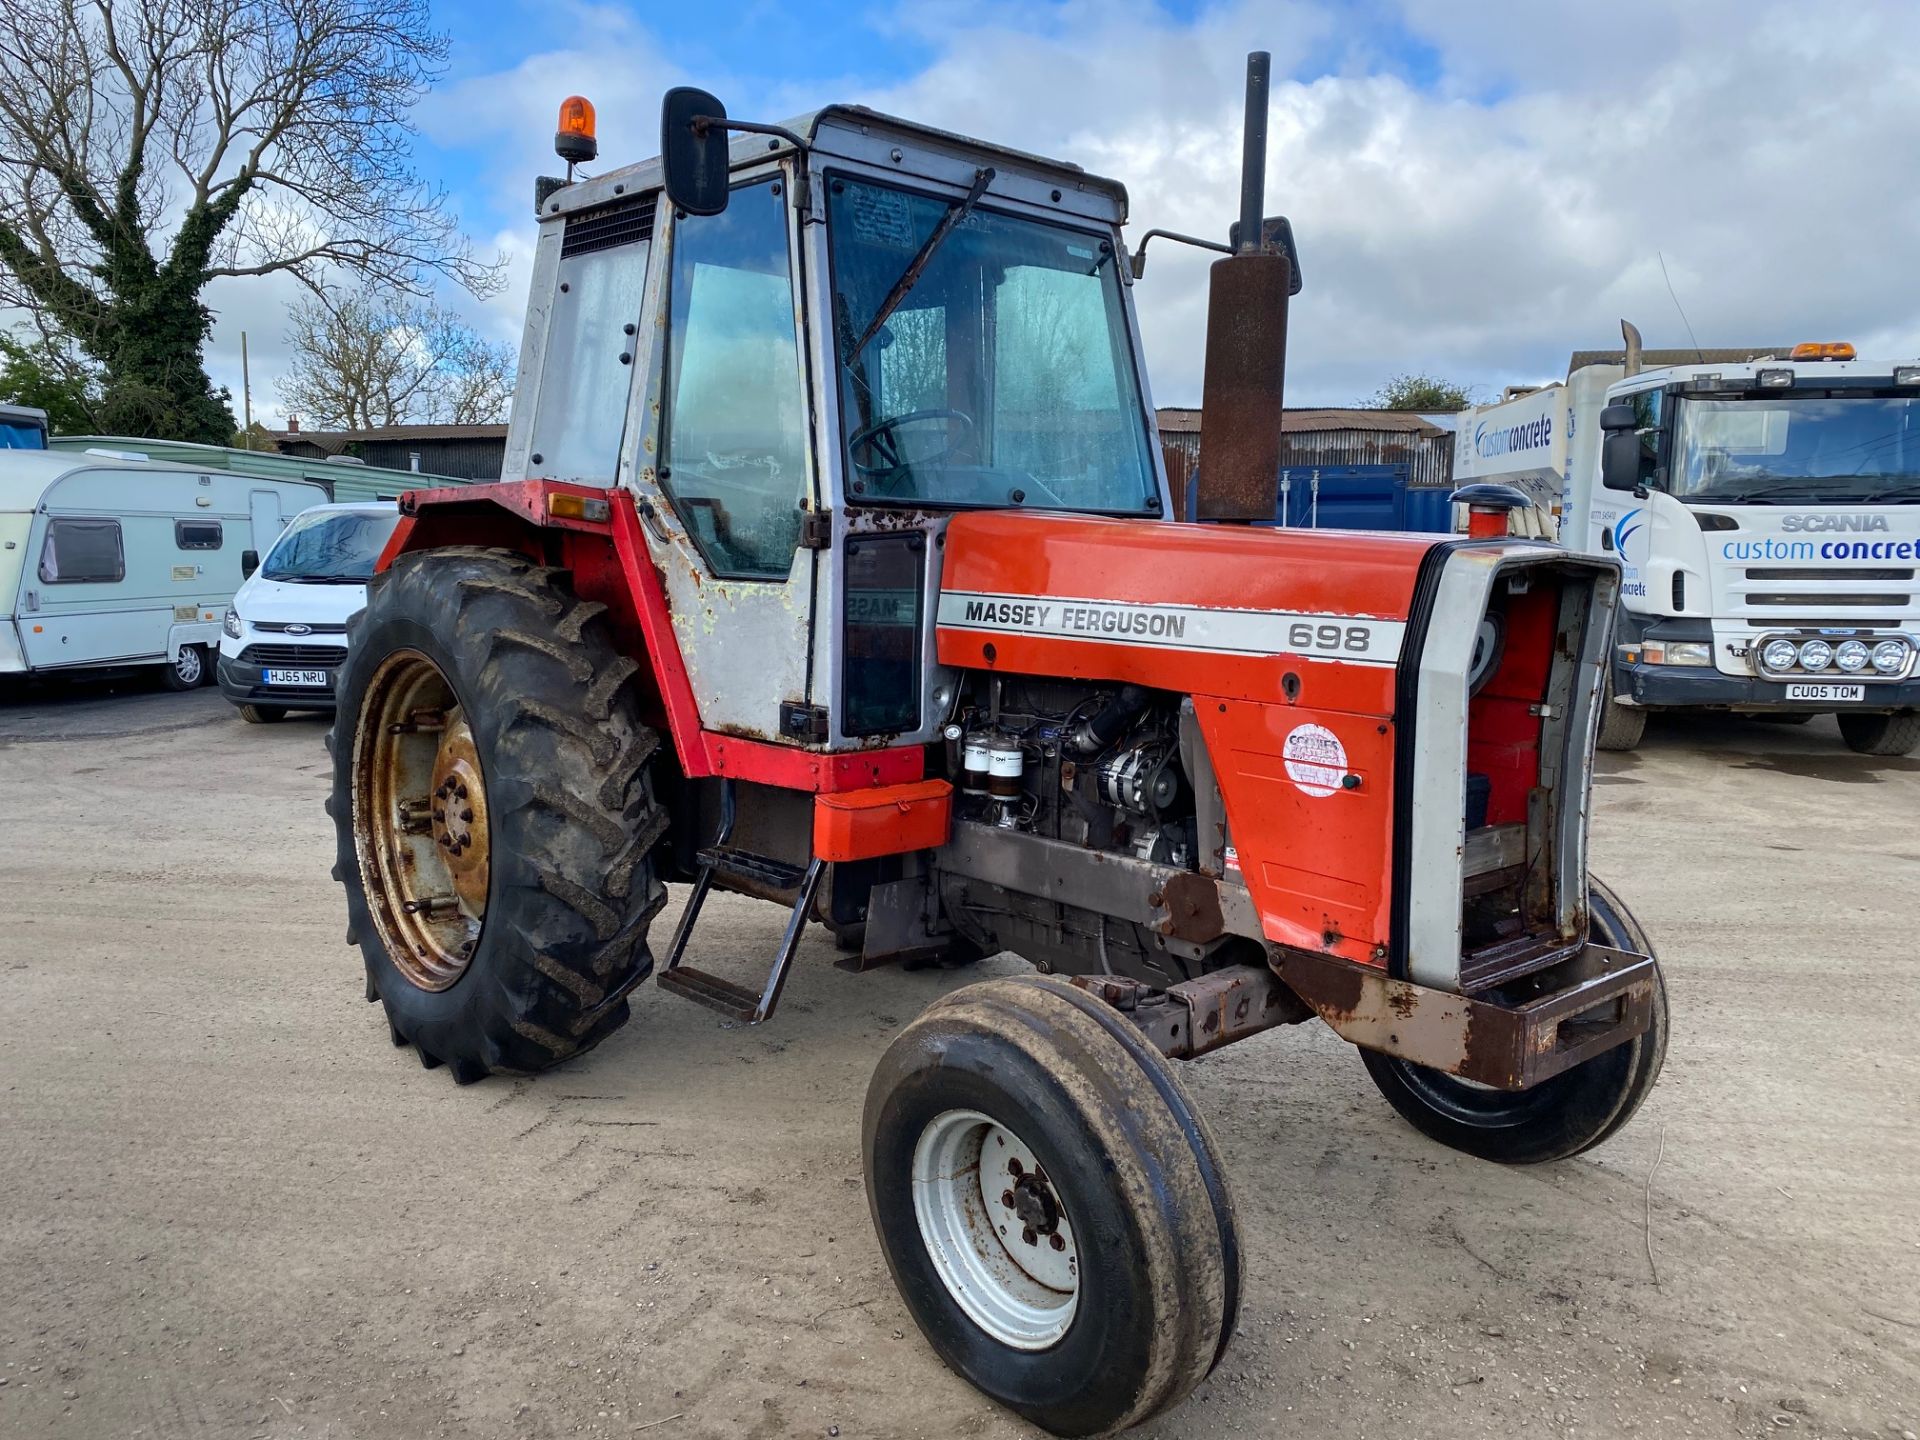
[0,0,501,442]
[278,290,513,429]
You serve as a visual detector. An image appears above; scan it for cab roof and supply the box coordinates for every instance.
[544,103,1130,227]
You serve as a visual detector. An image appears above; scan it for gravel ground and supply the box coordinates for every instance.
[1,680,1915,1440]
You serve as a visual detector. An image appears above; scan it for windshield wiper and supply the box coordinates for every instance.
[1858,483,1920,502]
[845,167,995,362]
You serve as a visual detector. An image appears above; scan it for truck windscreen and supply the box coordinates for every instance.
[1674,395,1920,502]
[826,175,1158,514]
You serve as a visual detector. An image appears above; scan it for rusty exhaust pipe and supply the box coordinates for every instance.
[1193,51,1293,522]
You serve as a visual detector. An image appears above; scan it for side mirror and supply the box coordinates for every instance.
[661,86,731,216]
[241,548,259,578]
[1601,431,1643,492]
[1599,402,1637,432]
[1226,215,1304,295]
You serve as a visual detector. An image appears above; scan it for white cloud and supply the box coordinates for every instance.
[190,0,1920,418]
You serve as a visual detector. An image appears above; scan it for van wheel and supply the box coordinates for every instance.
[1359,878,1667,1164]
[330,547,667,1082]
[1596,673,1645,751]
[161,644,207,691]
[1838,711,1920,756]
[238,703,288,724]
[864,976,1239,1437]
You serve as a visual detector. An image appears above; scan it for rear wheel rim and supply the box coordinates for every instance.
[176,647,202,684]
[911,1108,1079,1350]
[353,649,488,991]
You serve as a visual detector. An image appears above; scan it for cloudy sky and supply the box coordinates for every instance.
[198,0,1920,426]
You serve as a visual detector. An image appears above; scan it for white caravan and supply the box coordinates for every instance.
[1455,336,1920,755]
[0,451,324,689]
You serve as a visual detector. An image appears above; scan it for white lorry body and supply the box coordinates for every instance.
[1456,350,1920,753]
[0,451,325,687]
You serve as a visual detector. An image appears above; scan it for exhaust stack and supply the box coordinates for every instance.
[1193,52,1293,522]
[1621,318,1644,378]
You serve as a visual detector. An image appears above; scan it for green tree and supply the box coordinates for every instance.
[1369,374,1473,412]
[0,0,500,444]
[0,327,101,434]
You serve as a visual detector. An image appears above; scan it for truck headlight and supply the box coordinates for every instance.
[1798,639,1834,672]
[1760,638,1799,673]
[223,607,242,639]
[1654,641,1712,667]
[1835,639,1871,673]
[1872,639,1910,674]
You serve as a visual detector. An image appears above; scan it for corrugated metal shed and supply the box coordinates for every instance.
[49,435,470,504]
[1156,406,1455,498]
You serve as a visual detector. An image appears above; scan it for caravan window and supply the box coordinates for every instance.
[39,518,125,584]
[175,519,223,550]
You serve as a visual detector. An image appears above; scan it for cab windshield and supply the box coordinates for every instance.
[1673,394,1920,503]
[826,175,1158,513]
[262,509,400,583]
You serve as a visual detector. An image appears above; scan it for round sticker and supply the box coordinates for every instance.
[1283,723,1349,798]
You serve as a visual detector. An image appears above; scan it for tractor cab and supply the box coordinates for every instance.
[505,99,1169,752]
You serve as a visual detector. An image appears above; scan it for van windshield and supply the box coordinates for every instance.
[262,510,400,582]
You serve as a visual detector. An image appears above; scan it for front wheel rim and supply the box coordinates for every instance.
[352,649,489,991]
[911,1109,1079,1350]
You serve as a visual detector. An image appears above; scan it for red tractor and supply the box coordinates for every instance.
[329,57,1665,1437]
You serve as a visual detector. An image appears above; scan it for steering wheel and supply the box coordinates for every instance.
[848,409,976,486]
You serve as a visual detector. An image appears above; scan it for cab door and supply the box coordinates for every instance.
[630,169,819,744]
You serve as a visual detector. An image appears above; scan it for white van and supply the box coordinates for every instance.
[217,501,401,722]
[0,451,324,689]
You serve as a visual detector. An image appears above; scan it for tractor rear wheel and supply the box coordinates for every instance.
[1359,878,1667,1163]
[863,976,1240,1437]
[329,547,667,1082]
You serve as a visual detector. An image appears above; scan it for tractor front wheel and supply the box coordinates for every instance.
[863,976,1240,1437]
[329,547,667,1082]
[1359,878,1667,1164]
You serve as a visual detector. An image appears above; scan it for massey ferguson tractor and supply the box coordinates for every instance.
[327,57,1668,1437]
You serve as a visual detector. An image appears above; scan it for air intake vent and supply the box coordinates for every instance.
[560,195,658,258]
[1745,592,1908,608]
[1745,567,1914,582]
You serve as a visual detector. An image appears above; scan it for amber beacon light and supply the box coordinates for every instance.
[555,95,598,166]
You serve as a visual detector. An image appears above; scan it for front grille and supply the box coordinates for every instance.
[560,195,658,258]
[1744,592,1908,608]
[254,621,348,635]
[238,643,348,667]
[1745,567,1913,582]
[1742,617,1901,629]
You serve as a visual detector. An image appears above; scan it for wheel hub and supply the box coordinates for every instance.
[352,650,488,992]
[911,1109,1078,1350]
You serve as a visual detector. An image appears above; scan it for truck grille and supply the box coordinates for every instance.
[238,643,348,667]
[1744,592,1908,608]
[1745,567,1913,582]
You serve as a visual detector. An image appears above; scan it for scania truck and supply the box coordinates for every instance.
[1455,327,1920,754]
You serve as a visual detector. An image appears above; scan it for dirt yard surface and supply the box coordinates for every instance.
[1,682,1916,1440]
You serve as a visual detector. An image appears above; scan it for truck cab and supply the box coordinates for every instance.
[1459,343,1920,754]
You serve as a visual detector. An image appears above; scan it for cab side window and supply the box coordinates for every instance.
[1628,389,1664,488]
[660,179,808,580]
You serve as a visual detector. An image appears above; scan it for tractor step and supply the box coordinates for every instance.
[699,845,809,897]
[657,826,825,1025]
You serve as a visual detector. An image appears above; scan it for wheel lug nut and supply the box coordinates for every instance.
[1007,1158,1023,1177]
[1000,1191,1015,1208]
[455,784,468,800]
[1049,1233,1066,1252]
[460,808,473,822]
[1021,1228,1037,1246]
